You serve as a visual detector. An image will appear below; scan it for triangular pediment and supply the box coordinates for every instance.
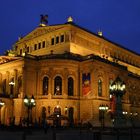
[17,24,66,43]
[0,56,20,64]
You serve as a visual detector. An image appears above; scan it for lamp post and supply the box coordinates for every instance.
[24,95,36,127]
[99,104,109,128]
[109,76,126,127]
[0,100,5,125]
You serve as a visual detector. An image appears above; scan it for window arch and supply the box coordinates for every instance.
[54,76,62,95]
[98,79,102,96]
[9,77,14,95]
[18,76,22,94]
[43,76,49,95]
[54,106,61,115]
[68,77,74,96]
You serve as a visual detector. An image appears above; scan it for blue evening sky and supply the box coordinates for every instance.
[0,0,140,55]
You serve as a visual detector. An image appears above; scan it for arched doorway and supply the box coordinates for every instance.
[68,107,74,126]
[53,106,61,127]
[41,107,46,124]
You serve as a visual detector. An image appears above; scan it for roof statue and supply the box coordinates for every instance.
[40,14,48,26]
[67,16,73,23]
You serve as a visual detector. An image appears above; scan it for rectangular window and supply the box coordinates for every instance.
[56,36,59,44]
[51,38,55,45]
[34,44,37,50]
[60,35,64,42]
[27,47,29,53]
[20,49,22,55]
[15,46,18,51]
[42,41,45,48]
[38,42,41,49]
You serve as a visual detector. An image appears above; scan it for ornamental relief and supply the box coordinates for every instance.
[19,27,64,42]
[40,70,49,78]
[128,80,140,105]
[127,82,138,94]
[129,94,140,106]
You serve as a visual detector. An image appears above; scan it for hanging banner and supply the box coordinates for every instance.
[82,73,91,96]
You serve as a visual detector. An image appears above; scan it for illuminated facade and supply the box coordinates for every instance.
[0,17,140,127]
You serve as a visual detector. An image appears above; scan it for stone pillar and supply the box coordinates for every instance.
[63,68,69,99]
[21,67,26,98]
[6,71,10,95]
[48,67,54,98]
[14,69,18,97]
[0,73,2,93]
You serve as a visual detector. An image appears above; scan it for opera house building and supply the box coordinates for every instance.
[0,17,140,127]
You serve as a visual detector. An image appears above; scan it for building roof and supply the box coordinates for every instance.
[66,22,140,56]
[0,56,20,65]
[15,21,140,57]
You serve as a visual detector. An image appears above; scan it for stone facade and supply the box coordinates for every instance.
[0,20,140,127]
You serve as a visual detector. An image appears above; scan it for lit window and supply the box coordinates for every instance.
[43,77,49,95]
[98,79,102,96]
[54,76,62,95]
[109,79,113,98]
[54,107,61,115]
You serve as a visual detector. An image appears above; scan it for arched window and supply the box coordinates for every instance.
[54,76,62,95]
[54,106,61,115]
[2,79,6,94]
[98,79,102,96]
[43,77,49,95]
[68,77,74,96]
[9,77,14,95]
[18,76,22,94]
[109,79,113,98]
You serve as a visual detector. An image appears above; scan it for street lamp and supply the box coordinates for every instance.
[24,95,36,127]
[0,100,5,125]
[99,104,109,128]
[109,76,126,127]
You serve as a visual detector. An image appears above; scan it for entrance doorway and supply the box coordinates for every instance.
[68,107,74,126]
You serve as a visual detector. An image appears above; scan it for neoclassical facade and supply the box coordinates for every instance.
[0,17,140,127]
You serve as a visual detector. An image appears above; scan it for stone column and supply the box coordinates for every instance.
[14,69,18,97]
[6,71,10,95]
[0,73,2,93]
